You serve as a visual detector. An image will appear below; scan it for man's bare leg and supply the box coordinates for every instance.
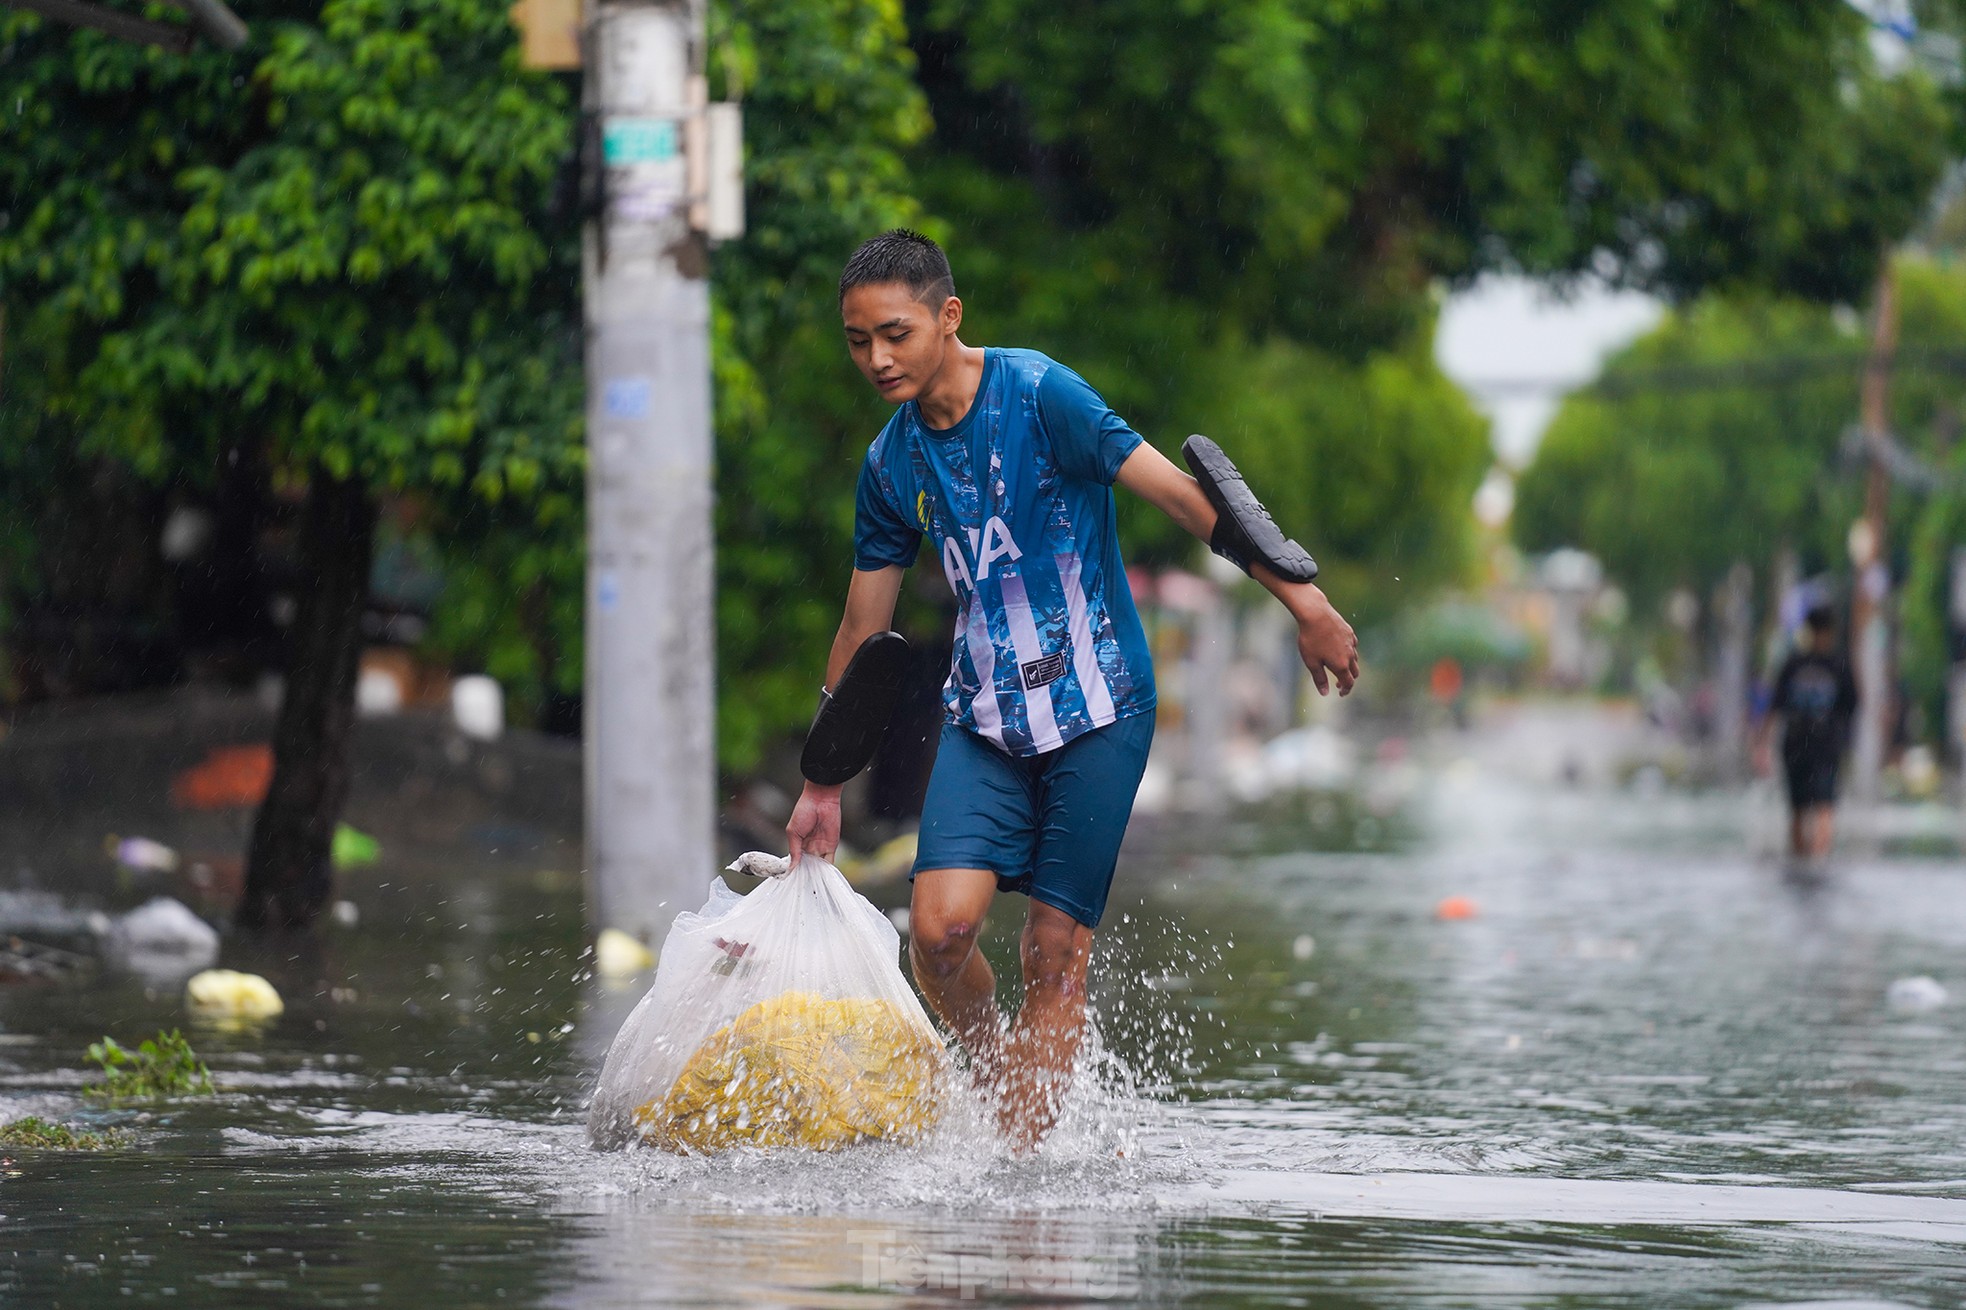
[998,900,1095,1152]
[1806,804,1836,858]
[909,868,1006,1086]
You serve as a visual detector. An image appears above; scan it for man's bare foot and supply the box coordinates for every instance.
[990,905,1094,1152]
[960,1011,1008,1095]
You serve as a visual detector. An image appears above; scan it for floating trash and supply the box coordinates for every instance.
[0,936,92,985]
[170,744,273,810]
[331,824,380,869]
[1886,976,1947,1014]
[452,675,505,742]
[595,928,655,978]
[838,831,918,885]
[1435,895,1479,921]
[356,665,405,716]
[185,969,284,1024]
[107,836,180,876]
[102,898,219,976]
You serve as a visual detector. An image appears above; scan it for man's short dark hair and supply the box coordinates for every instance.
[839,229,955,306]
[1804,603,1837,634]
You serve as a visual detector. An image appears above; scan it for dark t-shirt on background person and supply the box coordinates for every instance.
[1770,648,1857,806]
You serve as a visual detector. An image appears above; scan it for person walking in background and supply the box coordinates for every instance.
[1755,604,1858,859]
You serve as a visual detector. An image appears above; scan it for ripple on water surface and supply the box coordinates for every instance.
[4,760,1966,1305]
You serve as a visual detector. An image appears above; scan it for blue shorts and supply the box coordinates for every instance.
[911,710,1155,929]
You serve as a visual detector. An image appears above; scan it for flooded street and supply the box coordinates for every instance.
[4,707,1965,1307]
[11,0,1966,1303]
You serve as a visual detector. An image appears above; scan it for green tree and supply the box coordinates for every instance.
[1176,331,1491,623]
[1516,253,1966,736]
[401,0,1966,771]
[1515,296,1859,614]
[414,0,938,774]
[704,0,934,770]
[914,0,1958,354]
[14,0,1965,830]
[0,0,583,928]
[893,0,1957,645]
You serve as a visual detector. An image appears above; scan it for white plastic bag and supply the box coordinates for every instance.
[587,854,947,1152]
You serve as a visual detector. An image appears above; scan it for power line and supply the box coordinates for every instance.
[1460,346,1966,398]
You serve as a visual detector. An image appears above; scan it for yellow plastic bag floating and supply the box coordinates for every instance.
[634,991,943,1151]
[588,855,947,1152]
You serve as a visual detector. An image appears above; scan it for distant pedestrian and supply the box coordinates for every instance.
[1754,604,1857,859]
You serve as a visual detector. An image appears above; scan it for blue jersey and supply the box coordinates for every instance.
[854,347,1157,756]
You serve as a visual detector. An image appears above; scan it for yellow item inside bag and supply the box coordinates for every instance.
[634,991,944,1152]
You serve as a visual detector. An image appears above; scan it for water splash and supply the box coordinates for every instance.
[559,910,1242,1216]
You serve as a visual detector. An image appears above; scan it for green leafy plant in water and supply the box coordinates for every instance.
[85,1030,215,1101]
[0,1116,122,1149]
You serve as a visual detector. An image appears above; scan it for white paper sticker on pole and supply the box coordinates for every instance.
[706,102,744,241]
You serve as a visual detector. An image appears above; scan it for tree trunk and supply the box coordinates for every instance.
[237,469,375,932]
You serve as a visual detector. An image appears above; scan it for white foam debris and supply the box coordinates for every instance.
[1886,976,1947,1014]
[105,897,219,958]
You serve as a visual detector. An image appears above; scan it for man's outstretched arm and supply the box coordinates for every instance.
[786,565,907,862]
[1115,442,1359,695]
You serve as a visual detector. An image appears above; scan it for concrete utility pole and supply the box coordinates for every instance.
[1849,257,1900,805]
[580,0,735,945]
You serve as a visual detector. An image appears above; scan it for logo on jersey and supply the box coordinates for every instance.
[1020,651,1068,690]
[939,515,1024,592]
[1789,667,1840,720]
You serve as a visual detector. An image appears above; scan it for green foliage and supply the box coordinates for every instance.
[412,0,940,762]
[85,1030,215,1101]
[1179,331,1491,623]
[1900,488,1966,738]
[897,0,1956,652]
[1379,597,1533,674]
[917,0,1957,352]
[708,0,934,769]
[8,0,1961,773]
[705,1,1496,764]
[1880,254,1966,733]
[0,1117,123,1150]
[1516,252,1966,737]
[0,0,583,495]
[706,0,1966,767]
[1516,295,1860,612]
[0,0,585,730]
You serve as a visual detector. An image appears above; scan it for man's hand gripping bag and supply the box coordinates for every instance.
[587,855,947,1152]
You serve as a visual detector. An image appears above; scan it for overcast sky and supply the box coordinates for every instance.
[1435,275,1663,467]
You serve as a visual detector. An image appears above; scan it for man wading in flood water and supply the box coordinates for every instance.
[1755,603,1858,861]
[785,230,1360,1150]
